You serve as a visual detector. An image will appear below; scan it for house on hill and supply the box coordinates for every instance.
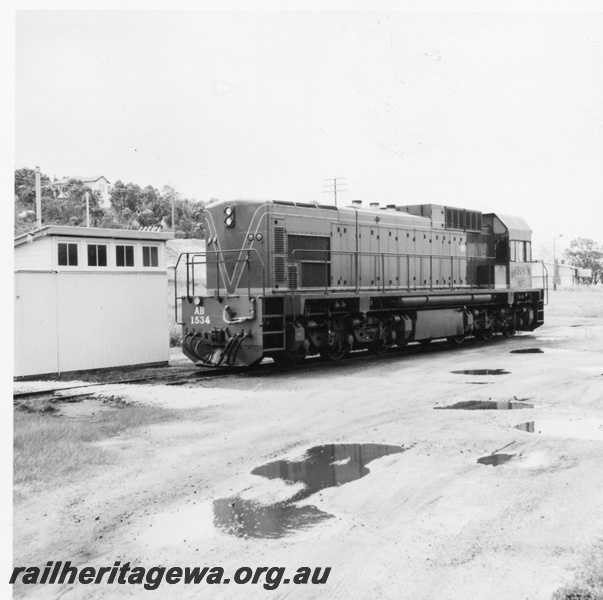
[53,175,111,208]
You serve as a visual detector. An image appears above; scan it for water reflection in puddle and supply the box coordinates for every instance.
[452,369,510,376]
[214,443,405,539]
[510,348,544,354]
[436,401,534,410]
[477,453,516,466]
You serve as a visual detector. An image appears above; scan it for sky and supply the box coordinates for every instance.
[11,6,603,251]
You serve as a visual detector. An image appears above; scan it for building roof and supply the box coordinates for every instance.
[52,176,110,185]
[15,225,174,247]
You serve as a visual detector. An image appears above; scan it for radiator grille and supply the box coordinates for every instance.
[287,264,299,289]
[445,208,482,232]
[274,256,286,284]
[273,227,285,254]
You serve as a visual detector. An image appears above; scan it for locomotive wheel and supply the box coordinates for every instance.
[319,347,348,361]
[501,326,515,339]
[447,334,467,346]
[368,342,391,356]
[478,328,494,341]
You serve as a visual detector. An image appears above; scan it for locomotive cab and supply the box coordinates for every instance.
[479,213,534,290]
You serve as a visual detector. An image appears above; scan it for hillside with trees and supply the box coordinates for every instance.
[14,168,206,239]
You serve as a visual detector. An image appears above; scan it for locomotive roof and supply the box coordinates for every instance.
[487,213,533,241]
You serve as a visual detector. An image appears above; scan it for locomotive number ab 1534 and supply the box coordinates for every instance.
[175,199,545,367]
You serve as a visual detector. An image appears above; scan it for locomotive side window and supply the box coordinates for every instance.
[142,246,159,267]
[494,239,508,263]
[116,244,134,267]
[509,241,531,262]
[58,242,78,266]
[87,244,107,267]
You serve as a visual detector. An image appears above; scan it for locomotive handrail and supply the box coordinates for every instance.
[173,248,266,325]
[540,260,549,305]
[289,248,494,294]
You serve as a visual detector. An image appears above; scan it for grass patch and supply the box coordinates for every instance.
[552,541,603,600]
[14,402,179,489]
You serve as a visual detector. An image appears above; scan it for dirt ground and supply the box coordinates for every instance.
[12,289,603,599]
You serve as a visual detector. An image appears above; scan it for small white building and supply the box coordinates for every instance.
[14,226,174,377]
[53,176,111,208]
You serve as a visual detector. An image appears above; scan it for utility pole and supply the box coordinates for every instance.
[35,166,42,229]
[85,191,90,227]
[171,194,176,233]
[323,177,347,207]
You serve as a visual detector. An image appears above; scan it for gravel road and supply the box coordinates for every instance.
[13,290,603,600]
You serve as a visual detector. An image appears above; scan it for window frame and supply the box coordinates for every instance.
[116,244,135,267]
[57,242,79,266]
[87,243,108,267]
[142,245,159,267]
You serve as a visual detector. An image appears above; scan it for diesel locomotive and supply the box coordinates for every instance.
[175,199,544,367]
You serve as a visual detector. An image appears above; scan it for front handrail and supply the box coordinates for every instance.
[174,248,266,325]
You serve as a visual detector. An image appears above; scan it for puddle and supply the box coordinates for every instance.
[477,453,516,466]
[214,443,405,538]
[510,348,544,354]
[436,400,534,410]
[515,420,603,441]
[516,421,536,433]
[452,369,510,376]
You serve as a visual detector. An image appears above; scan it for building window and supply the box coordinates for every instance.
[142,246,159,267]
[116,245,134,267]
[58,242,78,266]
[87,244,107,267]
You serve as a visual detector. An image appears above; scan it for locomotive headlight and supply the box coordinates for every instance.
[224,205,235,227]
[256,233,263,242]
[193,296,202,306]
[247,233,254,242]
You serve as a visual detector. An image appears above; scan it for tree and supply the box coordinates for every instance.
[14,167,51,205]
[564,238,603,284]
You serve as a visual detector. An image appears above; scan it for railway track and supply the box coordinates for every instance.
[13,335,517,403]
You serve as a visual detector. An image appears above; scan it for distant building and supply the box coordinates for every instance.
[14,225,174,377]
[532,261,593,288]
[53,176,111,208]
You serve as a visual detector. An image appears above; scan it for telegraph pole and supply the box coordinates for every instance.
[35,166,42,229]
[323,177,347,207]
[85,191,90,227]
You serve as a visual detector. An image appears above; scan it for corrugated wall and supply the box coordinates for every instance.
[14,272,59,376]
[14,271,169,377]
